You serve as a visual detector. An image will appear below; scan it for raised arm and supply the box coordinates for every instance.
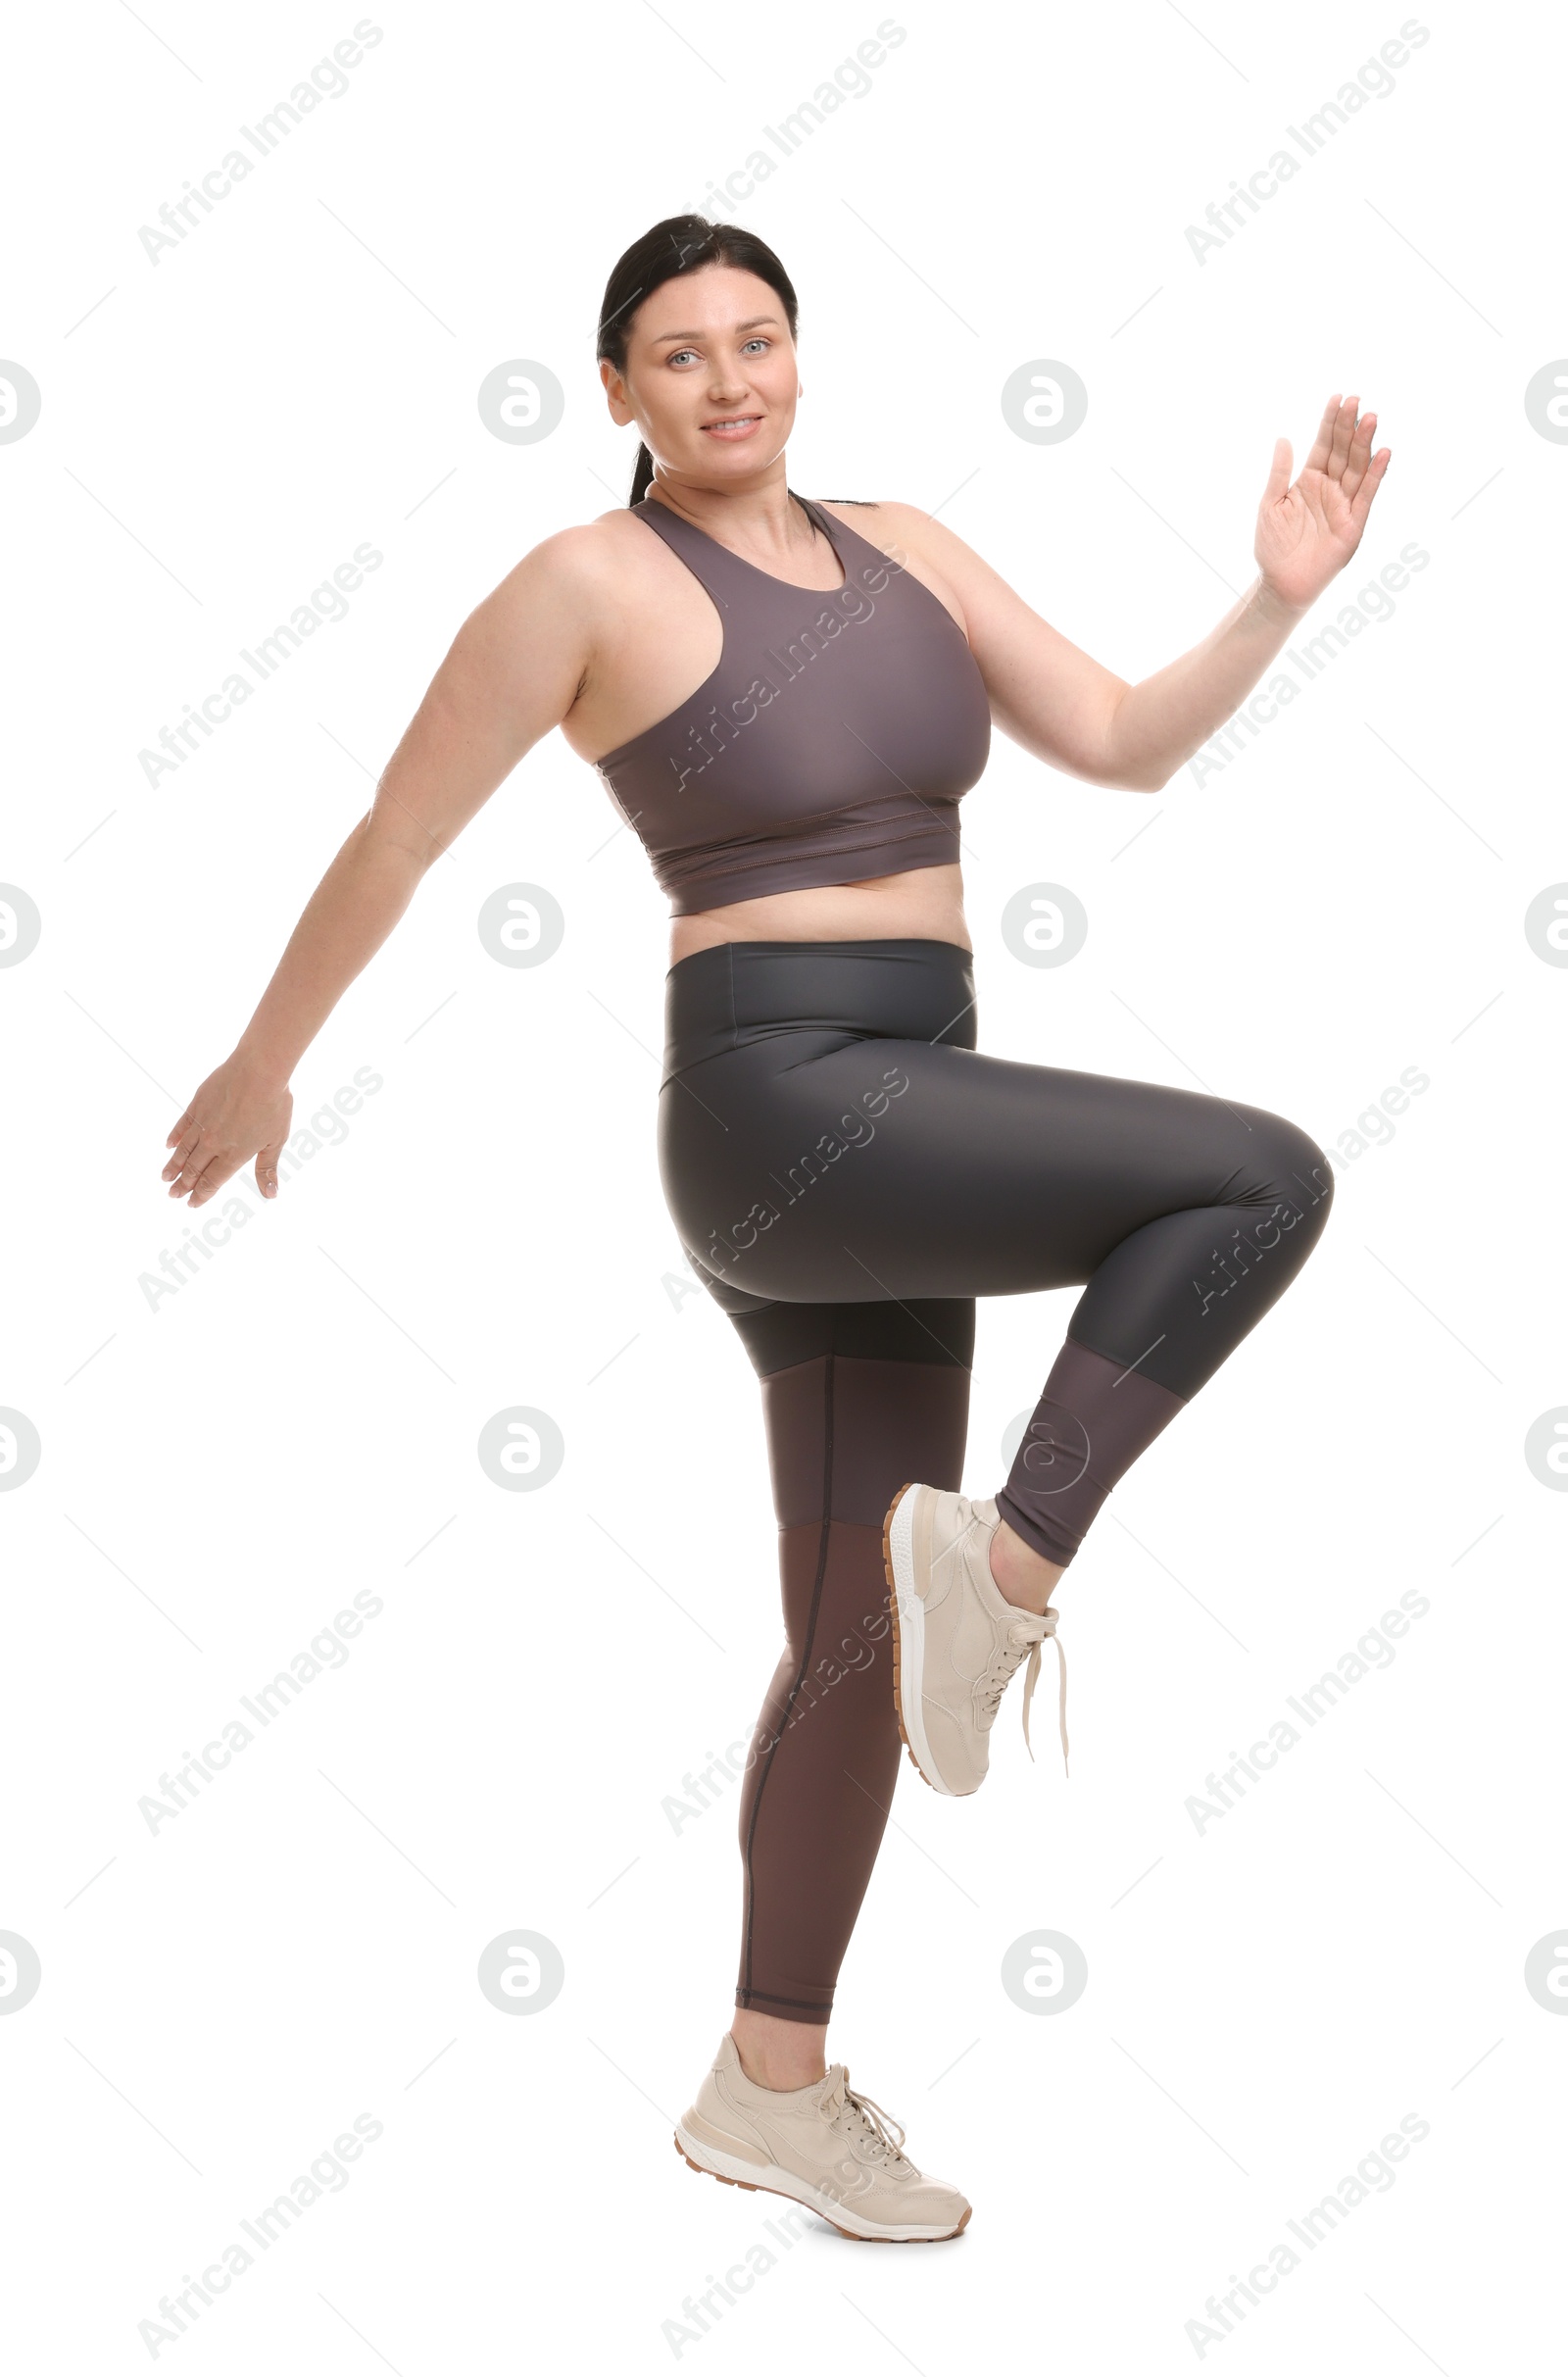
[163,528,604,1209]
[886,394,1391,794]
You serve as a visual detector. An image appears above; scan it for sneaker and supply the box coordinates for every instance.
[883,1482,1068,1797]
[673,2033,970,2242]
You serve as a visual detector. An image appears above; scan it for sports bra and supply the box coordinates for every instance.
[589,491,991,915]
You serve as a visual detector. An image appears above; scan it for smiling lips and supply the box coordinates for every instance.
[702,414,762,440]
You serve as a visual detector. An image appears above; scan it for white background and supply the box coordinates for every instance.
[2,1,1563,2368]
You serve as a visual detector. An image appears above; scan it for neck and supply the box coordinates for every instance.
[644,469,815,558]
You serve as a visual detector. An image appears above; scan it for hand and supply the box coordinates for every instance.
[163,1059,293,1208]
[1254,394,1392,614]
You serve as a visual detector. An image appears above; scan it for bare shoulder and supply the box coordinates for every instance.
[816,496,998,584]
[814,495,918,548]
[460,509,663,665]
[830,496,997,568]
[485,509,650,608]
[815,497,993,634]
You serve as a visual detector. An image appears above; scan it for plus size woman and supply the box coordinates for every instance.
[163,215,1391,2242]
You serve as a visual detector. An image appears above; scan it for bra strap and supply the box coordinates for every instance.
[793,491,841,551]
[631,497,738,611]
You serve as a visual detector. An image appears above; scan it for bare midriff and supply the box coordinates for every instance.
[667,861,970,966]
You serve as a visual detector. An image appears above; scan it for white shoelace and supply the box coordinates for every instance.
[980,1609,1069,1775]
[818,2069,911,2170]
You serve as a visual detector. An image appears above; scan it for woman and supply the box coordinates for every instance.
[163,215,1390,2244]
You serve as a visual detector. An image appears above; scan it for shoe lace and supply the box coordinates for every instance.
[979,1609,1069,1775]
[818,2069,911,2169]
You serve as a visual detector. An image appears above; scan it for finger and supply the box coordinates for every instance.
[168,1141,231,1201]
[165,1110,198,1152]
[1339,410,1376,505]
[1262,436,1293,507]
[185,1151,239,1210]
[1348,446,1392,527]
[1301,394,1342,476]
[255,1136,287,1200]
[164,1135,214,1194]
[1325,394,1359,482]
[164,1121,205,1178]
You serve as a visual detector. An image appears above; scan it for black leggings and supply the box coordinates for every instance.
[659,938,1334,2023]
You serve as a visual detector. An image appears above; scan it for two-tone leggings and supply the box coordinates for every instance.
[659,938,1335,2025]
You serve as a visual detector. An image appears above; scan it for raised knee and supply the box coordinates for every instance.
[1255,1114,1334,1233]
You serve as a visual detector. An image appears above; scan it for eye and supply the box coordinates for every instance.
[666,336,772,368]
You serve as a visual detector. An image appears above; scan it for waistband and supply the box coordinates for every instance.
[662,937,978,1081]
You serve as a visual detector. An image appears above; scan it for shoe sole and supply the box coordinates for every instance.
[672,2123,970,2243]
[883,1481,960,1798]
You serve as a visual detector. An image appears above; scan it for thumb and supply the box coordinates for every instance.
[1262,436,1293,508]
[256,1136,287,1200]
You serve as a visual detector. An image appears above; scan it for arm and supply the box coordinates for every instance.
[163,528,605,1209]
[887,394,1391,794]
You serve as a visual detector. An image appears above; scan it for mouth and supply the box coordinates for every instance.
[701,414,763,440]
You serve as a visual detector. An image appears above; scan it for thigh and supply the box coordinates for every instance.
[661,1031,1271,1307]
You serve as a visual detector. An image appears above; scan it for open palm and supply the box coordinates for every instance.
[1254,394,1392,612]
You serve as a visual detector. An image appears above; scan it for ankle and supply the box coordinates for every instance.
[989,1517,1065,1614]
[731,2014,827,2092]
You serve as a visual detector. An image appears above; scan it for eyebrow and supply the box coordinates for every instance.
[649,315,781,345]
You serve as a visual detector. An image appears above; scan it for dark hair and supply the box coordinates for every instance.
[595,215,800,505]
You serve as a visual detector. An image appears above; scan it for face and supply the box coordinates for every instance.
[602,263,798,486]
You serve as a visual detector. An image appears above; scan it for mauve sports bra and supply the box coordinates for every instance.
[590,491,992,915]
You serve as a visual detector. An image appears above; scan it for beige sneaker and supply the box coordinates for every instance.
[883,1482,1068,1797]
[674,2033,970,2242]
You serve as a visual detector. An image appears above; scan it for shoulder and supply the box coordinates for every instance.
[815,498,988,636]
[816,496,982,577]
[814,496,920,542]
[814,497,934,530]
[472,508,662,633]
[509,509,658,594]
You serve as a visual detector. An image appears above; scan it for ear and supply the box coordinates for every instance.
[601,361,637,427]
